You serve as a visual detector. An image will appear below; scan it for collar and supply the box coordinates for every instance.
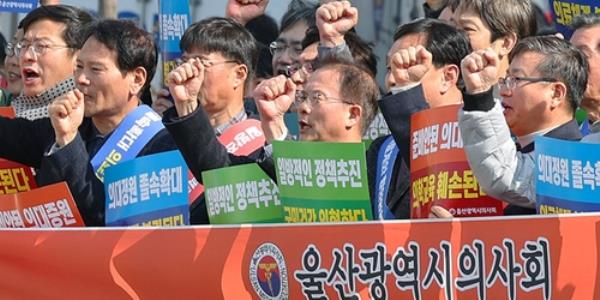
[213,108,247,136]
[517,123,562,148]
[11,77,75,120]
[589,119,600,134]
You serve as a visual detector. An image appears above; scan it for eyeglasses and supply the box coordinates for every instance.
[5,42,16,57]
[15,41,71,58]
[269,41,303,57]
[294,90,353,108]
[498,75,558,91]
[175,58,238,69]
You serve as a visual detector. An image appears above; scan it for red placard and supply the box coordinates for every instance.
[410,105,503,218]
[0,213,597,298]
[0,181,84,227]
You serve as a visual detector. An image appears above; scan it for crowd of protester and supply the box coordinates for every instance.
[0,0,598,226]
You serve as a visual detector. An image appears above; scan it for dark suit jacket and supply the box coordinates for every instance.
[163,107,274,224]
[374,85,430,219]
[504,119,583,215]
[36,118,177,226]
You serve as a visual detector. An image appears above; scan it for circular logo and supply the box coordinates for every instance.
[249,243,288,300]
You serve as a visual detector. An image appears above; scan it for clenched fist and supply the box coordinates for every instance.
[316,0,358,47]
[460,48,499,94]
[49,89,85,147]
[166,58,205,117]
[389,45,433,88]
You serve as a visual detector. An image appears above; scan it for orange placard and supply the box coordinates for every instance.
[0,214,598,299]
[0,182,84,227]
[0,158,37,194]
[0,106,15,118]
[410,105,503,218]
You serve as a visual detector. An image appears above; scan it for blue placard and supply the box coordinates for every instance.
[0,0,37,13]
[158,0,190,54]
[158,0,190,85]
[550,0,599,39]
[104,150,189,226]
[535,136,600,213]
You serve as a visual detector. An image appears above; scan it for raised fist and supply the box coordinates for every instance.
[253,75,296,122]
[389,45,433,88]
[316,0,358,47]
[166,58,205,117]
[49,89,85,147]
[226,0,269,25]
[460,48,499,94]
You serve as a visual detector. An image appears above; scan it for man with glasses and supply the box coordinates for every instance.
[162,17,260,224]
[11,5,93,120]
[570,14,600,143]
[270,0,316,77]
[163,57,379,222]
[0,28,23,106]
[458,36,588,214]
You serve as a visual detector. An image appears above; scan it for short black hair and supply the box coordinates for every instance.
[84,19,157,98]
[281,0,317,33]
[180,17,258,89]
[571,13,600,30]
[394,18,472,70]
[19,4,94,50]
[510,36,588,113]
[246,14,279,79]
[302,26,378,77]
[0,32,6,67]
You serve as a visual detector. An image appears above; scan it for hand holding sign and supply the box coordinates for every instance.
[316,0,358,47]
[461,48,499,94]
[226,0,269,25]
[166,58,204,117]
[49,89,85,147]
[390,45,432,87]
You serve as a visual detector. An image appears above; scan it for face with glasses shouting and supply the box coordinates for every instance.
[19,19,76,97]
[254,66,362,142]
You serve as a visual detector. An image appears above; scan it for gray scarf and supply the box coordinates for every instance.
[11,77,75,120]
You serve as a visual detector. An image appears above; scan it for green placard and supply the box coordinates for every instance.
[272,140,373,223]
[203,164,283,224]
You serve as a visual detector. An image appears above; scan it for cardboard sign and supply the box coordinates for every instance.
[410,105,504,218]
[273,141,373,223]
[104,150,189,226]
[0,182,83,227]
[536,135,600,213]
[203,164,282,224]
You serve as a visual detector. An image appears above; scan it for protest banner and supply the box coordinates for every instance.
[203,164,282,224]
[0,107,15,118]
[0,0,37,13]
[536,136,600,214]
[158,0,190,84]
[0,213,599,299]
[410,105,504,218]
[550,0,599,38]
[273,141,373,223]
[104,150,189,226]
[0,182,83,228]
[0,107,37,194]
